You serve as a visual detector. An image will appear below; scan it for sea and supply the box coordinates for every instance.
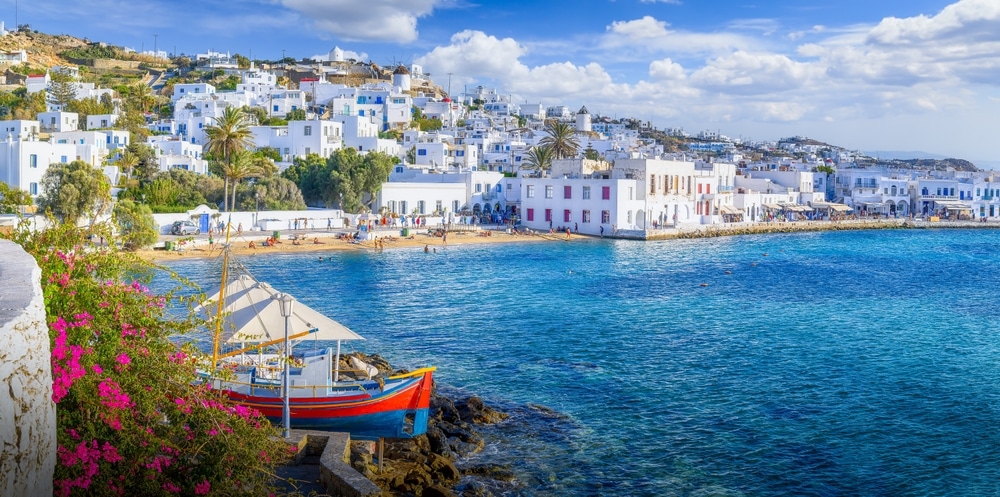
[160,228,1000,496]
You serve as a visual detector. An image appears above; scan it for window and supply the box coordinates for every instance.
[476,184,482,193]
[61,156,67,163]
[564,210,571,222]
[436,200,443,213]
[564,185,572,199]
[401,201,408,213]
[456,150,464,156]
[601,210,610,223]
[527,208,534,221]
[29,154,37,168]
[527,185,535,198]
[304,147,310,155]
[29,182,38,195]
[545,186,553,198]
[283,148,290,155]
[628,187,634,200]
[582,210,591,223]
[453,200,460,213]
[496,184,502,193]
[627,211,633,223]
[602,186,610,200]
[304,126,312,136]
[395,166,404,173]
[418,149,427,156]
[545,209,552,222]
[650,176,656,194]
[582,186,591,199]
[418,200,426,214]
[698,183,703,194]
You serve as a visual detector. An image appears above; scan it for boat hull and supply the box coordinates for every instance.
[220,369,434,440]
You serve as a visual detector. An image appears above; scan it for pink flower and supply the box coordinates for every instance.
[194,480,211,495]
[92,364,103,375]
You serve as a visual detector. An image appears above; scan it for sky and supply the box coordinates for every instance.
[9,0,1000,165]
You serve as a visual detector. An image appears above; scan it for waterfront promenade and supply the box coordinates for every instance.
[139,217,1000,261]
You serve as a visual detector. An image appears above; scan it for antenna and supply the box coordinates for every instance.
[447,73,452,96]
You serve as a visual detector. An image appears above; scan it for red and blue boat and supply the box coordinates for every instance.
[200,255,435,440]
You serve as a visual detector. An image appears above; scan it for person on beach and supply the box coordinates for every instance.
[600,226,604,237]
[566,228,571,240]
[248,241,256,249]
[237,223,243,236]
[442,232,447,246]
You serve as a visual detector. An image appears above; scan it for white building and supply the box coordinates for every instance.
[146,136,209,174]
[38,112,79,133]
[249,119,344,164]
[377,165,506,221]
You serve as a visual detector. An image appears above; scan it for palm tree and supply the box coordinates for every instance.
[222,149,269,212]
[115,150,139,186]
[204,106,255,211]
[540,120,581,160]
[523,146,555,176]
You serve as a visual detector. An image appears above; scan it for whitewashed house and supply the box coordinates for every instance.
[146,136,209,174]
[38,111,79,133]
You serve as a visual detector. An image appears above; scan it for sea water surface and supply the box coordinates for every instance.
[163,229,1000,496]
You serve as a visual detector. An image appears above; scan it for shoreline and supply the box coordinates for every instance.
[137,218,1000,262]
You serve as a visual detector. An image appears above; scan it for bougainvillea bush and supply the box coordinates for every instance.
[8,224,291,496]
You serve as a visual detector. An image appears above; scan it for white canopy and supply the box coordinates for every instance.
[199,274,364,344]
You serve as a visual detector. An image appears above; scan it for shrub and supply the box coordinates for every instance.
[6,223,292,495]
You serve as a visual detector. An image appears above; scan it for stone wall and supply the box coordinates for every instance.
[0,240,55,497]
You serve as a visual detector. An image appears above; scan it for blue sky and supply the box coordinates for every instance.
[10,0,1000,165]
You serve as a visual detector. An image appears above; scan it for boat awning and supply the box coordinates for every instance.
[199,274,364,344]
[720,205,743,215]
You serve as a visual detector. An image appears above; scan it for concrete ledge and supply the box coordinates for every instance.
[289,430,381,497]
[0,240,55,497]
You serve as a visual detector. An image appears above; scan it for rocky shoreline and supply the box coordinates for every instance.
[343,353,519,497]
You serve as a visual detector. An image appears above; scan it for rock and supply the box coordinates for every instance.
[459,480,496,497]
[461,464,518,482]
[457,396,509,425]
[423,484,459,497]
[427,453,461,485]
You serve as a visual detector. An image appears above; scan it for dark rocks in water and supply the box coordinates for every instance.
[348,381,512,496]
[457,396,510,425]
[461,464,518,482]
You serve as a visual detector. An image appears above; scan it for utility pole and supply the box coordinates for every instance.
[153,34,158,59]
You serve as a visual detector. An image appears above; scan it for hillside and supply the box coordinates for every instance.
[895,158,978,172]
[0,30,84,70]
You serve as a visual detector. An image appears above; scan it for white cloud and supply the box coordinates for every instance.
[279,0,442,43]
[866,0,1000,45]
[608,16,670,39]
[415,30,526,80]
[648,58,686,81]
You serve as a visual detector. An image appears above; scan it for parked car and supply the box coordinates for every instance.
[171,220,200,236]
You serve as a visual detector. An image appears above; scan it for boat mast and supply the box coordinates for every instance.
[211,216,233,371]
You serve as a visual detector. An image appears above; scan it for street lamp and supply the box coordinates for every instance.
[277,292,294,439]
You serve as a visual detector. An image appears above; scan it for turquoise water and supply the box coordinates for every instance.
[164,229,1000,496]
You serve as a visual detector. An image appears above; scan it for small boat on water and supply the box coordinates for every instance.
[198,252,435,440]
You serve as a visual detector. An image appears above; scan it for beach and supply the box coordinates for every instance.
[138,226,562,262]
[138,218,1000,262]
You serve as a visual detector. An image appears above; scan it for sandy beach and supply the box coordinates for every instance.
[138,226,566,262]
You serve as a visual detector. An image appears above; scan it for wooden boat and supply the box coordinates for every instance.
[199,251,435,440]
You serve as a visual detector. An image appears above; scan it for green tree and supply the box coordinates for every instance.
[583,144,601,161]
[234,53,251,69]
[68,96,114,130]
[36,160,113,226]
[281,153,329,207]
[112,199,157,250]
[204,106,255,211]
[522,146,555,175]
[0,182,32,214]
[124,143,160,184]
[540,120,581,159]
[285,108,307,121]
[321,148,395,212]
[235,176,306,211]
[221,149,269,212]
[47,72,78,110]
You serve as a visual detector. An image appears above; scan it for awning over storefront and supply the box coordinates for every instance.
[830,203,853,212]
[720,205,743,215]
[762,203,784,210]
[782,204,813,213]
[935,200,972,211]
[811,202,853,212]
